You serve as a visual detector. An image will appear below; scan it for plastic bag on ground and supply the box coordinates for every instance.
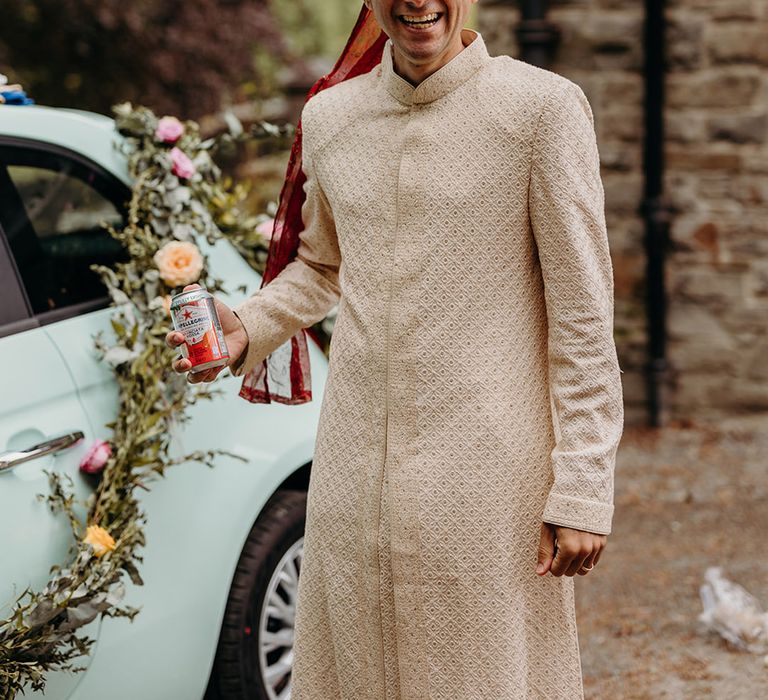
[699,566,768,654]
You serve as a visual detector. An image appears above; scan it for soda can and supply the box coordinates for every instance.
[170,288,230,373]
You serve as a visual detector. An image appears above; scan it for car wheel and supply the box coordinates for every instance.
[209,489,306,700]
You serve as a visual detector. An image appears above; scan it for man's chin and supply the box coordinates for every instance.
[394,33,449,60]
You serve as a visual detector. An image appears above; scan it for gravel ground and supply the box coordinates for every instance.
[576,415,768,699]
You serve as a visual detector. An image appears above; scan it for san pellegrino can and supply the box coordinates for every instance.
[170,288,230,373]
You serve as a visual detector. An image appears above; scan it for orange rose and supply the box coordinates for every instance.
[153,241,203,287]
[83,524,116,558]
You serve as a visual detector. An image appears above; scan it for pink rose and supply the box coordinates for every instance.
[79,439,112,474]
[155,116,184,144]
[256,218,275,241]
[170,147,196,179]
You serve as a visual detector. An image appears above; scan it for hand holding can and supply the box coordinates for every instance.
[166,284,249,384]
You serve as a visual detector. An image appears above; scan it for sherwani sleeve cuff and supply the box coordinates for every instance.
[542,492,614,535]
[227,302,271,378]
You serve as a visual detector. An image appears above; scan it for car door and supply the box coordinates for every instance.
[0,140,129,697]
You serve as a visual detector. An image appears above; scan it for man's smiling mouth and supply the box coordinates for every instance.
[398,12,443,28]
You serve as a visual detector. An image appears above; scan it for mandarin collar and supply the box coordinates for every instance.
[379,28,490,106]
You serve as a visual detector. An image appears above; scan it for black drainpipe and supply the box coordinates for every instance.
[514,0,560,68]
[641,0,672,427]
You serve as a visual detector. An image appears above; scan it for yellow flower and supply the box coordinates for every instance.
[153,241,204,287]
[83,525,116,558]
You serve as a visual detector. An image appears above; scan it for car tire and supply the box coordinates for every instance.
[208,489,306,700]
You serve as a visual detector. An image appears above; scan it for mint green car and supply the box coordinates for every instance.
[0,105,325,699]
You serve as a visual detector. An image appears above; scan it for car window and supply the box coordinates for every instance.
[0,145,129,317]
[0,226,33,335]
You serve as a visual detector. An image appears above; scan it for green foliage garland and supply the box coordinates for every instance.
[0,103,291,698]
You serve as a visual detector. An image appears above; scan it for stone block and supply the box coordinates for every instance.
[743,151,768,175]
[611,243,644,282]
[596,0,644,9]
[706,22,768,65]
[667,70,761,108]
[667,303,738,373]
[691,222,721,263]
[608,218,645,256]
[477,7,519,57]
[669,264,750,308]
[707,374,768,412]
[721,221,768,260]
[745,334,768,380]
[668,374,737,417]
[599,140,640,172]
[664,174,702,214]
[707,113,768,144]
[583,14,644,71]
[693,173,768,206]
[600,73,643,106]
[603,172,644,213]
[715,301,768,335]
[666,111,707,143]
[667,11,706,70]
[680,221,768,273]
[670,0,763,21]
[601,107,643,141]
[666,148,742,172]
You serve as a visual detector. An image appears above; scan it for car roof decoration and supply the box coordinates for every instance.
[0,73,35,105]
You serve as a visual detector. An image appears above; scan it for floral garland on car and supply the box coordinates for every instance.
[0,104,293,699]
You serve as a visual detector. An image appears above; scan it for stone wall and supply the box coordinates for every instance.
[478,0,768,424]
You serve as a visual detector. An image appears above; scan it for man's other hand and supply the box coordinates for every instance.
[535,521,606,577]
[165,283,249,384]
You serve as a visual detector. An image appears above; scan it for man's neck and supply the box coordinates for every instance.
[392,33,471,87]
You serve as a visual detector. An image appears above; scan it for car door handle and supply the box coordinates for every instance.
[0,431,85,473]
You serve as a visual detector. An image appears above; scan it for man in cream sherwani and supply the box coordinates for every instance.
[168,1,624,697]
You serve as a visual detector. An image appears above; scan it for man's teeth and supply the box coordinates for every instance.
[400,12,440,25]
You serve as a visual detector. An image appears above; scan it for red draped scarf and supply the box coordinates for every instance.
[239,5,387,404]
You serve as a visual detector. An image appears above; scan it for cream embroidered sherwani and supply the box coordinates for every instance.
[231,27,624,700]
